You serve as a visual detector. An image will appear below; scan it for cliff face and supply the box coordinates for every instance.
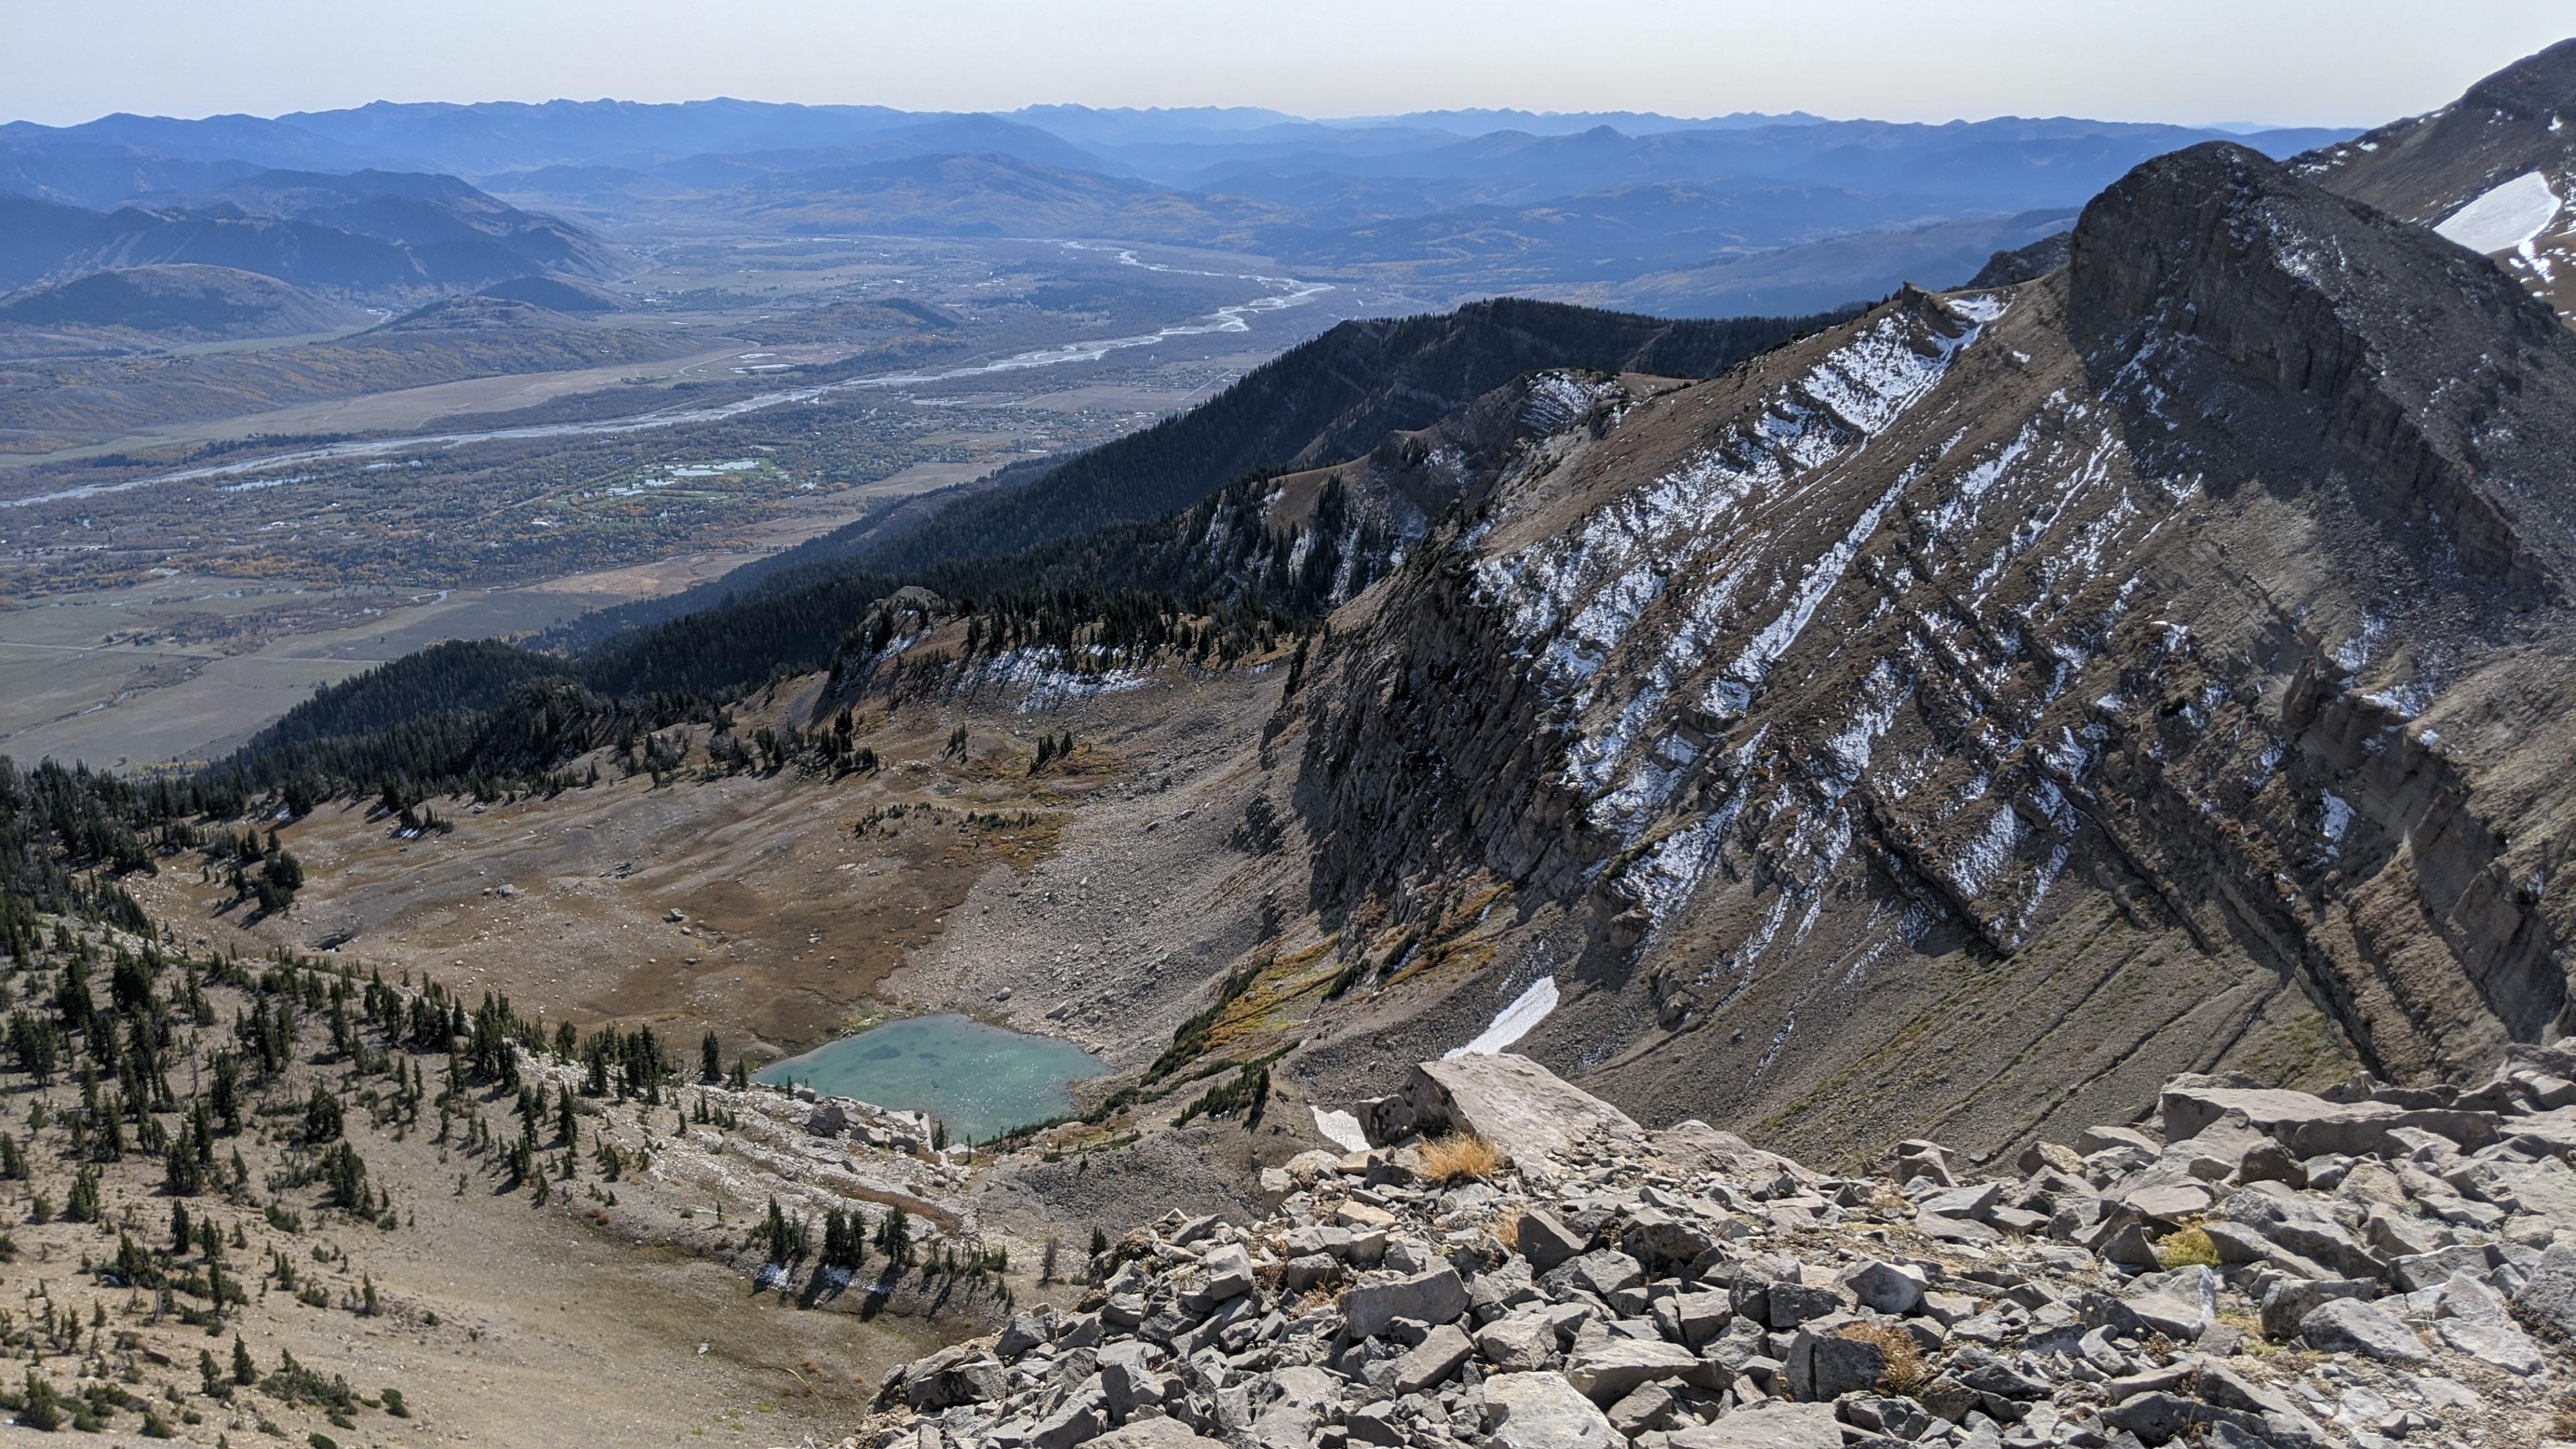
[1274,143,2576,1166]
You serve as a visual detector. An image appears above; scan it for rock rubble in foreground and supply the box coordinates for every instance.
[857,1049,2576,1449]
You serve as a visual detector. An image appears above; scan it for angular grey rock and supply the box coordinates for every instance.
[2192,1360,2301,1420]
[2216,1189,2385,1280]
[1841,1260,1927,1316]
[1342,1267,1468,1340]
[2198,1220,2330,1279]
[1667,1401,1843,1449]
[2115,1177,2217,1223]
[2434,1304,2544,1374]
[1031,1399,1106,1449]
[2257,1277,2376,1340]
[1199,1243,1255,1303]
[1089,1419,1228,1449]
[2159,1080,2495,1157]
[2112,1266,2218,1341]
[1391,1323,1474,1395]
[1762,1280,1849,1330]
[1516,1210,1588,1273]
[1913,1207,2002,1244]
[2509,1241,2576,1340]
[2101,1391,2194,1444]
[1619,1207,1714,1271]
[1668,1289,1732,1346]
[1605,1381,1676,1436]
[999,1311,1054,1360]
[1917,1181,2003,1219]
[2298,1296,2430,1364]
[1560,1248,1646,1300]
[1475,1315,1557,1372]
[2077,1124,2162,1156]
[2387,1242,2491,1293]
[1101,1342,1163,1418]
[904,1346,1006,1409]
[1803,1331,1886,1399]
[1562,1336,1705,1404]
[1481,1370,1621,1449]
[1282,1253,1338,1291]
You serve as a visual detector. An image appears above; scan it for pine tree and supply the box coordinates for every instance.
[762,1197,790,1266]
[199,1347,229,1400]
[231,1335,256,1386]
[700,1030,720,1083]
[303,1081,343,1142]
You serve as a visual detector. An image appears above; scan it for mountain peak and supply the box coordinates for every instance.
[2461,35,2576,119]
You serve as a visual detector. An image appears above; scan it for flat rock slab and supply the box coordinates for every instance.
[1564,1337,1703,1403]
[1483,1370,1621,1449]
[2300,1295,2432,1364]
[1669,1401,1844,1449]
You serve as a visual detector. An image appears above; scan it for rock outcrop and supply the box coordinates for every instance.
[865,1054,2575,1449]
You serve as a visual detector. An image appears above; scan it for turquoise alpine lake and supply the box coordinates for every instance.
[753,1014,1108,1142]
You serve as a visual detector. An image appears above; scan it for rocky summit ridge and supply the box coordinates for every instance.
[2298,38,2576,322]
[853,1049,2576,1449]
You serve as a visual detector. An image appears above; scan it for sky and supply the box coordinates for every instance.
[4,0,2570,129]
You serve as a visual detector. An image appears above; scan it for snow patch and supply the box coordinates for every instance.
[2320,792,2354,844]
[2437,171,2560,256]
[1446,977,1560,1059]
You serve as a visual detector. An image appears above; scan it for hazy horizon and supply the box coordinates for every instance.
[7,0,2569,133]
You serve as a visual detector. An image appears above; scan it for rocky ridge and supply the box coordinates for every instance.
[2298,39,2576,323]
[860,1051,2576,1449]
[1254,134,2576,1164]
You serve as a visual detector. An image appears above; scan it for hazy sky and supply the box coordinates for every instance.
[5,0,2570,129]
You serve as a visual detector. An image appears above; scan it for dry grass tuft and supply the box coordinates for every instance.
[1417,1134,1505,1185]
[2157,1225,2222,1271]
[1839,1322,1932,1395]
[1492,1213,1521,1252]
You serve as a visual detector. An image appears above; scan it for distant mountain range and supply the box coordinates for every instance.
[0,164,618,296]
[0,262,368,340]
[0,98,2359,321]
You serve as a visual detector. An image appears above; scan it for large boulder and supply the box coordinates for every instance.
[1361,1053,1640,1169]
[1483,1371,1621,1449]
